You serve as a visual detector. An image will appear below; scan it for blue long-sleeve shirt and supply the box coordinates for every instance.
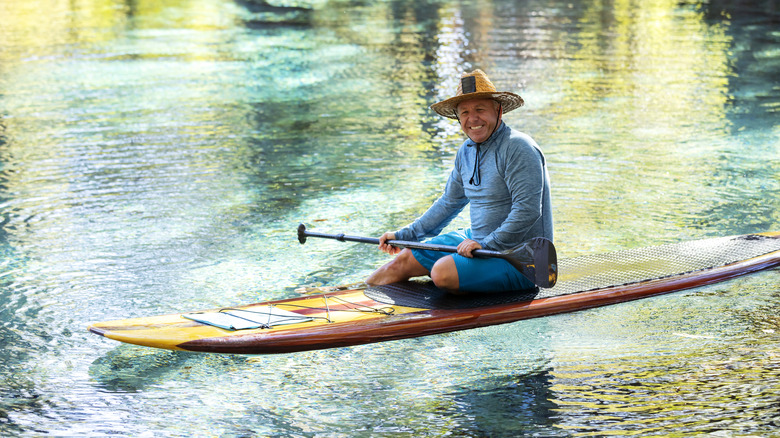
[395,122,553,250]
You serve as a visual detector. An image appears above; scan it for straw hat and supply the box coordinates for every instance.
[430,69,524,119]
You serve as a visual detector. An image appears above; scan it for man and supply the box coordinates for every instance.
[366,69,553,293]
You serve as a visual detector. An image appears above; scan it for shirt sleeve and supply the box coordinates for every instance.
[394,154,470,242]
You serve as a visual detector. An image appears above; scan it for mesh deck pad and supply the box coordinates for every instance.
[365,282,540,310]
[365,234,780,310]
[546,234,780,298]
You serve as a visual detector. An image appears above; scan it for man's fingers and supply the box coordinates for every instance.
[378,232,398,254]
[457,239,481,258]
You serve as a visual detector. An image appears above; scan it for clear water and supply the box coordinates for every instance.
[1,0,778,436]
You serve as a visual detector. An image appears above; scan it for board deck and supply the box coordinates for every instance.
[88,231,780,354]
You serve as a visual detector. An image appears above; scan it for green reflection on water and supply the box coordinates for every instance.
[0,0,778,436]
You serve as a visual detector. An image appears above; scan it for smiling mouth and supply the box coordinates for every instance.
[470,125,485,130]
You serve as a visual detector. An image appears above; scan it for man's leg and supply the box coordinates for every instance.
[366,248,429,285]
[448,256,536,293]
[430,256,461,293]
[367,230,472,288]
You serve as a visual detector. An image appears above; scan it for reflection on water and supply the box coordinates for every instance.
[552,343,780,434]
[0,0,778,436]
[547,271,780,435]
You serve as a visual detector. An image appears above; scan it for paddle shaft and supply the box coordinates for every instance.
[298,224,557,288]
[298,225,506,259]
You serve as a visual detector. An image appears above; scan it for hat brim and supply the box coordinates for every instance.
[430,91,524,119]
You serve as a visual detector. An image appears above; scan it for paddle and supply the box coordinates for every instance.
[297,223,557,288]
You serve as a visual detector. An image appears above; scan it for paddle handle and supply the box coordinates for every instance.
[298,224,503,259]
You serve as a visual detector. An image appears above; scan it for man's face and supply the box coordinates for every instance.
[456,98,501,144]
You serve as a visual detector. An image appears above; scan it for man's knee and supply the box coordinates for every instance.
[391,249,423,273]
[430,257,459,291]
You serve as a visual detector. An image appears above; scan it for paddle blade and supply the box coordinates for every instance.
[504,238,558,288]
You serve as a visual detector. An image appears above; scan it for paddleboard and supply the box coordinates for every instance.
[88,231,780,354]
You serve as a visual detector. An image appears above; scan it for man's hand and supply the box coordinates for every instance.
[378,232,401,255]
[456,239,482,258]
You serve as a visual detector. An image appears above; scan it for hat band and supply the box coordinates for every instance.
[461,76,477,94]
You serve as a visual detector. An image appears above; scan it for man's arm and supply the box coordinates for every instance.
[393,162,470,242]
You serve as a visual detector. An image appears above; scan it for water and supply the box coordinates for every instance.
[1,0,778,436]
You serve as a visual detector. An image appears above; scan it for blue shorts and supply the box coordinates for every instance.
[410,229,536,293]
